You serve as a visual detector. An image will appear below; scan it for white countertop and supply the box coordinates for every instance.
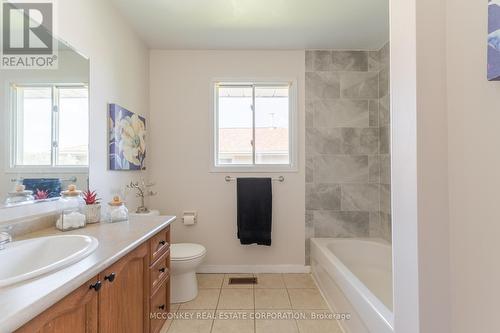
[0,215,176,333]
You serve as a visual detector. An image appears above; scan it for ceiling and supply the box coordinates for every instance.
[110,0,389,50]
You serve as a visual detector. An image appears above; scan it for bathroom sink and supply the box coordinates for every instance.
[0,235,98,287]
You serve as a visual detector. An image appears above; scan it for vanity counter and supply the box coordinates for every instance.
[0,215,176,333]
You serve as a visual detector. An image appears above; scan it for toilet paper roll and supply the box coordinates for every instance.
[183,215,195,225]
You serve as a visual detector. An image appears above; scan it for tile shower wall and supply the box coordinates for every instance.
[305,43,391,263]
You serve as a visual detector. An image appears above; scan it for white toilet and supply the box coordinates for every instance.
[170,243,207,303]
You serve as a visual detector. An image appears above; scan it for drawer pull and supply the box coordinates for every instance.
[105,273,116,282]
[89,281,102,292]
[159,240,166,246]
[159,267,166,273]
[158,304,165,310]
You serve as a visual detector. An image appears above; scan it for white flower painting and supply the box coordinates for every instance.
[488,0,500,80]
[109,104,146,170]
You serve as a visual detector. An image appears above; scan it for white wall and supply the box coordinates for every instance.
[55,0,149,208]
[447,1,500,332]
[391,0,451,331]
[149,50,306,270]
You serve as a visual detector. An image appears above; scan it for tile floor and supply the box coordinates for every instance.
[160,273,343,333]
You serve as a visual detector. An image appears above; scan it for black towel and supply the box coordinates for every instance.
[237,178,272,246]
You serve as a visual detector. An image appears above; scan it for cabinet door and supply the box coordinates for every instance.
[98,243,149,333]
[16,277,99,333]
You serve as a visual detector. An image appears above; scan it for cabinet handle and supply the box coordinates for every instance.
[158,304,165,310]
[105,273,116,282]
[89,281,102,292]
[159,240,166,246]
[159,267,166,273]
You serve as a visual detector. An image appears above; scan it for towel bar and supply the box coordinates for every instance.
[225,176,285,183]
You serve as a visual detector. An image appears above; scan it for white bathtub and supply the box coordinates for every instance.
[311,238,393,333]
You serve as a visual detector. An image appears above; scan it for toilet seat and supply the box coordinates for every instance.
[171,243,206,261]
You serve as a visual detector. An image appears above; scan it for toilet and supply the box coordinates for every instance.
[170,243,207,303]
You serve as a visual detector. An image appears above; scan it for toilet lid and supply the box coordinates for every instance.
[171,243,206,261]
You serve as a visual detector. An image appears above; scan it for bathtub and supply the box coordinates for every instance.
[311,238,393,333]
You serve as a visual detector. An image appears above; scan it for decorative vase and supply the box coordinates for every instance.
[85,204,101,224]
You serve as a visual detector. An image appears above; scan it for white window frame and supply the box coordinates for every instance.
[210,78,298,173]
[6,83,89,173]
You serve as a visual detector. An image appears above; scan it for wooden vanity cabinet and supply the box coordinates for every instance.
[15,276,100,333]
[98,242,149,333]
[16,225,171,333]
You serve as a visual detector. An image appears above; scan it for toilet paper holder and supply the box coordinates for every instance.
[182,211,197,225]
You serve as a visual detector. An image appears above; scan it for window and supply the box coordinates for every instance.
[11,84,89,169]
[212,80,297,171]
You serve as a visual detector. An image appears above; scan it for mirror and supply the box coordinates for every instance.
[0,39,89,208]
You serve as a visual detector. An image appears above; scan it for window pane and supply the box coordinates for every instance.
[57,87,89,166]
[254,86,290,165]
[217,86,253,165]
[16,87,52,165]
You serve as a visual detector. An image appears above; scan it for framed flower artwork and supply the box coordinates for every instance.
[489,1,500,80]
[108,104,146,170]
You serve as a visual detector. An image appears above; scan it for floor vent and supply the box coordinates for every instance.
[228,277,258,285]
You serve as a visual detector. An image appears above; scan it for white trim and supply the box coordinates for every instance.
[197,265,311,274]
[209,78,299,173]
[391,0,420,331]
[7,84,89,171]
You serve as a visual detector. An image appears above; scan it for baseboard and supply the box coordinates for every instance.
[197,265,311,274]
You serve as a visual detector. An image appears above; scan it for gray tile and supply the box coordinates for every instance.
[342,128,379,155]
[306,210,314,227]
[306,128,342,155]
[305,100,314,129]
[315,155,369,183]
[341,184,380,211]
[306,72,340,99]
[380,184,391,214]
[305,50,314,72]
[369,156,380,183]
[340,72,379,99]
[369,212,391,242]
[331,51,368,71]
[314,211,370,238]
[379,94,390,126]
[306,183,341,210]
[369,212,383,238]
[368,50,381,71]
[380,154,391,184]
[312,50,332,71]
[313,99,369,128]
[379,126,390,154]
[380,42,390,67]
[305,156,314,183]
[380,212,392,242]
[379,67,390,98]
[305,211,314,265]
[369,99,379,127]
[370,212,392,242]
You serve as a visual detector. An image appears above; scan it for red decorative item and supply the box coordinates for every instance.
[82,190,100,205]
[34,189,49,200]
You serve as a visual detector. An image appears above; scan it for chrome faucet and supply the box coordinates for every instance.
[0,231,12,250]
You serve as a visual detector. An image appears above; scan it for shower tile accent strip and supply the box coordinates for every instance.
[305,43,391,264]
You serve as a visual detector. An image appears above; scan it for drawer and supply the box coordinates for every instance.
[150,249,169,295]
[149,226,170,265]
[150,282,168,333]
